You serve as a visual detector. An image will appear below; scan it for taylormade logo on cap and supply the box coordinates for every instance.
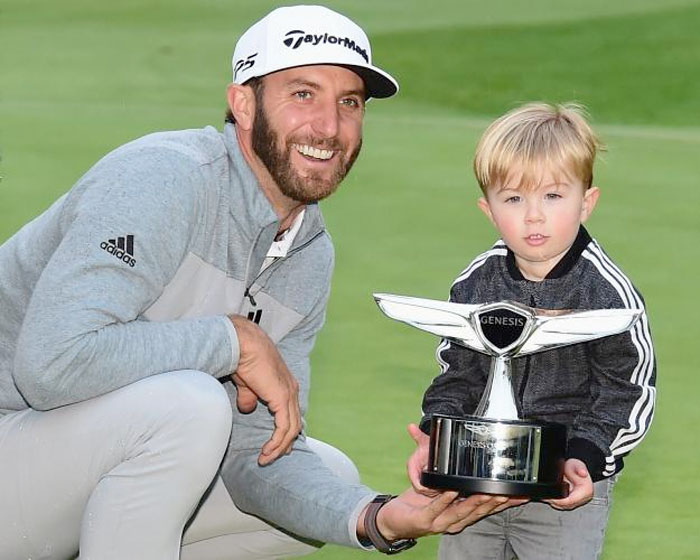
[231,5,398,99]
[282,29,369,63]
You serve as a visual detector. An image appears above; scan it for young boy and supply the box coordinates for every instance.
[407,103,656,559]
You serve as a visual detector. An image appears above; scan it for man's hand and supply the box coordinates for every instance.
[544,458,593,510]
[358,489,527,542]
[229,315,301,466]
[406,423,438,496]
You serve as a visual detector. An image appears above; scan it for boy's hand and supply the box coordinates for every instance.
[544,458,593,510]
[407,423,438,495]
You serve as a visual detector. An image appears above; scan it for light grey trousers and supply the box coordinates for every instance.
[0,370,359,560]
[439,477,617,560]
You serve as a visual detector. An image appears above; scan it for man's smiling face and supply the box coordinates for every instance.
[251,65,365,204]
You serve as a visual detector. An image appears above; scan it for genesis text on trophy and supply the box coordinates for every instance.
[374,293,641,499]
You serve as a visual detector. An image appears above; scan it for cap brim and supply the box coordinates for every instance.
[241,62,399,100]
[343,64,399,99]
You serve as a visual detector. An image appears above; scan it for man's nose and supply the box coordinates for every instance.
[311,100,340,138]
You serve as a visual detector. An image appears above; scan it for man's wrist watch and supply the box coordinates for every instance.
[363,494,417,555]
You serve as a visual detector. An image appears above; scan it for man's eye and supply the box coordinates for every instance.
[340,98,360,108]
[294,91,312,100]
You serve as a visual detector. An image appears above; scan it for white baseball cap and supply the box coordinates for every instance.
[232,5,398,99]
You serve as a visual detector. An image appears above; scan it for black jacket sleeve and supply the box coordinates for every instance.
[568,310,656,480]
[420,339,493,434]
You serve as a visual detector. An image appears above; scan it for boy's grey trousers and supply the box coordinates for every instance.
[439,476,617,560]
[0,370,359,560]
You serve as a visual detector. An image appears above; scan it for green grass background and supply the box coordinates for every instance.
[2,1,699,558]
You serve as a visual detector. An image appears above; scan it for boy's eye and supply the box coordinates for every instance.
[504,195,521,203]
[545,192,562,200]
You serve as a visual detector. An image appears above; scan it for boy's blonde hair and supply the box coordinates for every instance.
[473,102,603,194]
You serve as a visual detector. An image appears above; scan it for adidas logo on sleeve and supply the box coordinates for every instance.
[100,235,136,267]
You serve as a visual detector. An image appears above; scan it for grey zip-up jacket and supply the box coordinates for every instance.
[420,228,656,481]
[0,123,375,547]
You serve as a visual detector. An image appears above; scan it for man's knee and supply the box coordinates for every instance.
[147,370,232,439]
[163,370,232,424]
[128,371,233,474]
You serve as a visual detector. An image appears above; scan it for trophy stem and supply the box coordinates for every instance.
[474,356,519,421]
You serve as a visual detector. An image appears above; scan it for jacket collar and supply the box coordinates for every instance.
[291,202,327,250]
[506,225,592,281]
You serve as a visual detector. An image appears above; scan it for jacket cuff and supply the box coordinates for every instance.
[350,493,379,550]
[566,437,606,482]
[419,416,432,435]
[221,316,240,373]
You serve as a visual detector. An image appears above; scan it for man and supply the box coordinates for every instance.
[0,6,517,559]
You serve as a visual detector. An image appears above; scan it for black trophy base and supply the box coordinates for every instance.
[421,471,569,499]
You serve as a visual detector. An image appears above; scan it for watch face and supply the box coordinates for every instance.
[387,539,417,554]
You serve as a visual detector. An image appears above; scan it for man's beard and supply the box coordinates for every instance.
[251,102,362,204]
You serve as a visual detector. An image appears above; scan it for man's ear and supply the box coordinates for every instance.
[477,196,496,226]
[227,83,256,131]
[581,186,600,223]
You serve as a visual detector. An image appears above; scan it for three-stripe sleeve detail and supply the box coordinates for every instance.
[425,244,508,418]
[582,241,656,476]
[452,243,508,287]
[439,243,508,372]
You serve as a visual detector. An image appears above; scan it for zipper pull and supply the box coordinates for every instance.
[244,287,257,307]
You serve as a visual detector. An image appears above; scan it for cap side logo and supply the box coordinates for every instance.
[234,53,257,80]
[282,29,369,63]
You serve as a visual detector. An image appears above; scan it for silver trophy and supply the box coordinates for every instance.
[374,293,641,498]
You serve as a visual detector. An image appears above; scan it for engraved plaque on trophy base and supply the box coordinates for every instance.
[422,414,568,498]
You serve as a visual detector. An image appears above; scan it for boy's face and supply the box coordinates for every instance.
[478,167,600,281]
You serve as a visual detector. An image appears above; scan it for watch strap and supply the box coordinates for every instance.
[364,494,417,555]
